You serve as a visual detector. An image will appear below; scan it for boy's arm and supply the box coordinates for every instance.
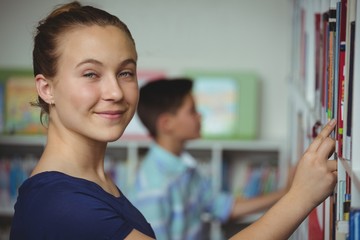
[229,188,286,219]
[229,119,337,240]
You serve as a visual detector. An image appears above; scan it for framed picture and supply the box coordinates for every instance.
[0,69,46,135]
[185,70,259,140]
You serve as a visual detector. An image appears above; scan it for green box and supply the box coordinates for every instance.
[185,70,259,140]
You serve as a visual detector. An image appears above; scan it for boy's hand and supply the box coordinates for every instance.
[288,119,337,210]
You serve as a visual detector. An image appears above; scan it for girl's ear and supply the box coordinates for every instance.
[35,74,54,104]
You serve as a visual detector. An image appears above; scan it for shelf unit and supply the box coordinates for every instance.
[289,0,360,239]
[0,135,286,239]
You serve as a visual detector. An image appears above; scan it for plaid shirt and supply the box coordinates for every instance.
[129,144,233,240]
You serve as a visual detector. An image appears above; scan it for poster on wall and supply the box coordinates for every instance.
[185,70,259,140]
[0,69,46,135]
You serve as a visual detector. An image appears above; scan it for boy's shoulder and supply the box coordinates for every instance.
[137,147,188,190]
[138,156,177,189]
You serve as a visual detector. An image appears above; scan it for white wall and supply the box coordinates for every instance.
[0,0,292,140]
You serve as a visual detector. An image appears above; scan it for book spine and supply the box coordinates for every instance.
[349,208,360,240]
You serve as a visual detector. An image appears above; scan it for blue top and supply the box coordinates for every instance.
[10,171,155,240]
[128,144,233,240]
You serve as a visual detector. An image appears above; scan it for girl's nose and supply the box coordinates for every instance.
[102,76,124,101]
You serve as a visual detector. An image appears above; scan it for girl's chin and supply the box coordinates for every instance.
[100,131,124,142]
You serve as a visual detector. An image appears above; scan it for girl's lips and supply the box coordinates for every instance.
[96,110,125,119]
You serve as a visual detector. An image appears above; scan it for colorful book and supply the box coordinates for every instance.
[336,0,347,158]
[4,77,46,135]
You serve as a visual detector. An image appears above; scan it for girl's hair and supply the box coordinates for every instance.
[31,1,135,125]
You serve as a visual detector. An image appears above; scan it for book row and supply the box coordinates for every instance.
[0,152,281,215]
[0,155,129,213]
[222,160,279,198]
[291,0,359,239]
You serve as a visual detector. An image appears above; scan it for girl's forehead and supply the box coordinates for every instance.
[56,25,136,65]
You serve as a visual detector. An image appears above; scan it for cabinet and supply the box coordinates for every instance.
[289,0,360,239]
[0,135,286,239]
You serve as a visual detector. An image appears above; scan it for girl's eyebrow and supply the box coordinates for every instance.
[76,58,103,68]
[119,58,137,67]
[76,58,137,68]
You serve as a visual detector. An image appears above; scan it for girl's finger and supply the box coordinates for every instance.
[317,137,336,160]
[307,119,336,152]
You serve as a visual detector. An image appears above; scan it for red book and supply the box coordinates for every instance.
[321,12,329,120]
[337,0,347,158]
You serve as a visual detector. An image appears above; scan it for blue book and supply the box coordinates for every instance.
[349,208,360,240]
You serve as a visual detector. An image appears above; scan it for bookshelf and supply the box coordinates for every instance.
[289,0,360,239]
[0,135,286,239]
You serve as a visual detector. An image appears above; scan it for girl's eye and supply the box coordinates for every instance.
[118,71,134,78]
[83,72,98,78]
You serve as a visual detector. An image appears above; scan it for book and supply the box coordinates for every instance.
[342,0,356,160]
[336,0,347,158]
[327,7,336,125]
[4,77,46,135]
[315,12,323,117]
[343,21,355,160]
[348,208,360,240]
[321,11,330,124]
[185,71,259,140]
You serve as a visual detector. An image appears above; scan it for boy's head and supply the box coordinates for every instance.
[137,78,201,140]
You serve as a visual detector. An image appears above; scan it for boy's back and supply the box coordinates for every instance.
[130,143,233,240]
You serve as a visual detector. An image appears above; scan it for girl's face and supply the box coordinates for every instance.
[50,25,138,142]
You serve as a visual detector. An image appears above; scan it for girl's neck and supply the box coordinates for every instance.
[33,124,107,177]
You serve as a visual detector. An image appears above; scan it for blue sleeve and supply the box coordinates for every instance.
[210,191,234,222]
[201,177,234,222]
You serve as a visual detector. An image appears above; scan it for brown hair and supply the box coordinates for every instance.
[31,1,136,125]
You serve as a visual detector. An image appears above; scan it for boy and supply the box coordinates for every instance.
[130,78,290,240]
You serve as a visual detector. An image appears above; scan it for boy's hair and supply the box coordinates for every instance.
[137,78,193,138]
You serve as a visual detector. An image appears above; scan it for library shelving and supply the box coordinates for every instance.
[0,135,286,240]
[289,0,360,239]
